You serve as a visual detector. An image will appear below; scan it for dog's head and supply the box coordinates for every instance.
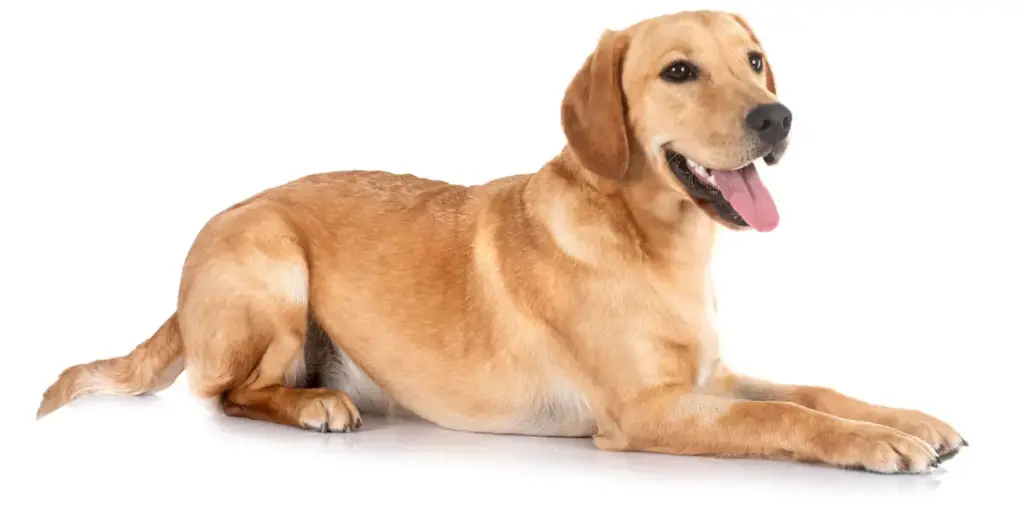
[562,11,789,232]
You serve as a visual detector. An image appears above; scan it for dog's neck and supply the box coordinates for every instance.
[524,146,717,269]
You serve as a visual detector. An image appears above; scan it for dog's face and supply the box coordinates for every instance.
[562,11,790,232]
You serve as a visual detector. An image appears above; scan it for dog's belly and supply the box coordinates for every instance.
[305,331,597,437]
[502,379,597,437]
[312,342,412,418]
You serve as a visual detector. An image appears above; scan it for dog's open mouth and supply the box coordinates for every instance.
[665,149,779,232]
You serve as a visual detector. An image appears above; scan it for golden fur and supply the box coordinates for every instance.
[38,10,965,474]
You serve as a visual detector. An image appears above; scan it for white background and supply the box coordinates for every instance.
[2,0,1021,509]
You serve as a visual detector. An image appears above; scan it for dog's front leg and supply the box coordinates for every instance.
[594,387,940,474]
[702,370,967,461]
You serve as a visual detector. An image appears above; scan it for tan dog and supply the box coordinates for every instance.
[38,10,965,474]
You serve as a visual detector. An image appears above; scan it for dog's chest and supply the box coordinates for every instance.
[505,267,721,437]
[601,265,721,387]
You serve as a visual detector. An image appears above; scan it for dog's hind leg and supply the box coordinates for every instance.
[179,210,361,433]
[214,323,362,433]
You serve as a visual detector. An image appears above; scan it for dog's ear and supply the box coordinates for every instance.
[730,14,776,95]
[561,29,631,181]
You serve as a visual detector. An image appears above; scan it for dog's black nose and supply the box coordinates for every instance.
[745,103,792,144]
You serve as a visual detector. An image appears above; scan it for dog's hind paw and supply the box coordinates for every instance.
[297,389,363,433]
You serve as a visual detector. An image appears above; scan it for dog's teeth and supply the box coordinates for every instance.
[686,159,708,178]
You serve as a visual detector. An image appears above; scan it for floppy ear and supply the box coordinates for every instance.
[560,30,632,180]
[730,14,776,95]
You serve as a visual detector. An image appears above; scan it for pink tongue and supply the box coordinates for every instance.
[711,163,779,232]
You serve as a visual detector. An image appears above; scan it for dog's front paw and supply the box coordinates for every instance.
[871,408,967,461]
[816,421,940,474]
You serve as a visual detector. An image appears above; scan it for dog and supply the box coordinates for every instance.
[37,10,965,474]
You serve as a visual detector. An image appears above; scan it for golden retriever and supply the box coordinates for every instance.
[37,10,966,474]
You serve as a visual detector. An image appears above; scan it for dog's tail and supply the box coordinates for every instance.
[36,313,184,419]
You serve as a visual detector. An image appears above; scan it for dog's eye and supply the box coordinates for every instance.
[660,60,699,83]
[748,52,764,73]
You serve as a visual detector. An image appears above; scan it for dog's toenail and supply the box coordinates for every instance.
[937,449,959,462]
